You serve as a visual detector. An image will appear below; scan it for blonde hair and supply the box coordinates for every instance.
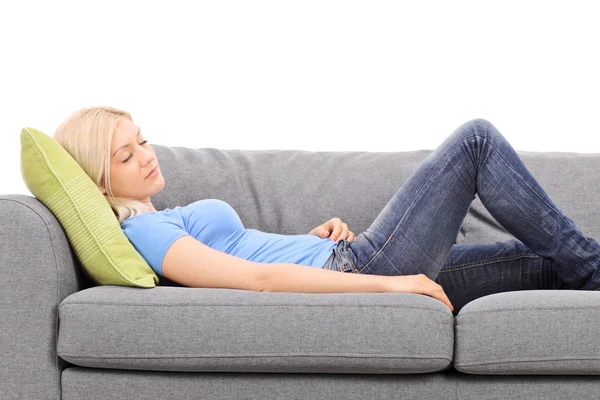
[53,106,154,224]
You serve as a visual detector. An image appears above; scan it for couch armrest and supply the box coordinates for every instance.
[0,194,90,399]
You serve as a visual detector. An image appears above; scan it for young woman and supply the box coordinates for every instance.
[54,106,600,314]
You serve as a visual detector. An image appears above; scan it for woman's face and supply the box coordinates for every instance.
[99,119,164,203]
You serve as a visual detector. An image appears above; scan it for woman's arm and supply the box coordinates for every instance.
[257,262,388,293]
[257,263,454,310]
[163,236,453,310]
[162,235,385,293]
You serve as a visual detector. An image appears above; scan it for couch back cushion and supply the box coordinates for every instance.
[151,145,600,246]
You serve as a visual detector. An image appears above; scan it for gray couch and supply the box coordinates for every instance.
[2,139,600,399]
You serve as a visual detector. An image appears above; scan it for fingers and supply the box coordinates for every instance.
[330,220,344,241]
[330,220,349,241]
[437,287,454,311]
[439,290,454,311]
[420,274,454,311]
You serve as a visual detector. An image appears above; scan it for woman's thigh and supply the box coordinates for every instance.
[346,120,480,279]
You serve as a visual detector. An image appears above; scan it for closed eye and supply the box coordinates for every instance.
[123,140,149,163]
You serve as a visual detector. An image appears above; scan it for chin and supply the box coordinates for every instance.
[150,179,165,195]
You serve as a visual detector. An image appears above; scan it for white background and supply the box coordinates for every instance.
[2,0,599,196]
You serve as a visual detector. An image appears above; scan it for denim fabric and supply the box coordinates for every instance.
[322,239,360,273]
[329,119,600,313]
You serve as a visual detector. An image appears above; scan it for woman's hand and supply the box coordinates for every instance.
[385,274,454,311]
[308,217,356,242]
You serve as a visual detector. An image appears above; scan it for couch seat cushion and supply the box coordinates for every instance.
[58,286,454,374]
[455,290,600,375]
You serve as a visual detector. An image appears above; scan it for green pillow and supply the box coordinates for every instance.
[20,127,159,288]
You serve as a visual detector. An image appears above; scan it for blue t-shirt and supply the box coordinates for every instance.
[121,199,338,277]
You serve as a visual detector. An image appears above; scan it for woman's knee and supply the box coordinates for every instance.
[453,118,502,143]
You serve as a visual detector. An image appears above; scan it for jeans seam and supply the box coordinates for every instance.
[333,241,356,273]
[360,140,469,273]
[343,240,361,274]
[486,139,599,253]
[388,142,466,241]
[439,253,539,273]
[333,245,350,273]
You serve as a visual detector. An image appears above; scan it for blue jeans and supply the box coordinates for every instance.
[322,119,600,313]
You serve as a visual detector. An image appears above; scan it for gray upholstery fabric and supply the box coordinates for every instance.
[455,290,600,375]
[149,146,600,247]
[57,286,453,373]
[61,367,600,400]
[0,195,90,400]
[150,146,440,239]
[3,143,600,399]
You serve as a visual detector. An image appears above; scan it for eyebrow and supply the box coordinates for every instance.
[112,127,141,157]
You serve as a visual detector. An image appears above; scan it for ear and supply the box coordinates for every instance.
[98,179,106,195]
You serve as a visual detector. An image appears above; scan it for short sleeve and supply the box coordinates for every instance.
[121,214,190,276]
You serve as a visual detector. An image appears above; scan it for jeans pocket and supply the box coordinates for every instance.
[337,257,354,273]
[323,240,361,273]
[337,240,361,274]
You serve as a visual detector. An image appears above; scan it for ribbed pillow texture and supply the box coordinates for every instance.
[19,127,159,288]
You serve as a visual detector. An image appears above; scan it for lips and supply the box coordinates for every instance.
[146,167,158,178]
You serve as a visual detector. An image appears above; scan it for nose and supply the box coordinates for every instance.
[141,147,156,165]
